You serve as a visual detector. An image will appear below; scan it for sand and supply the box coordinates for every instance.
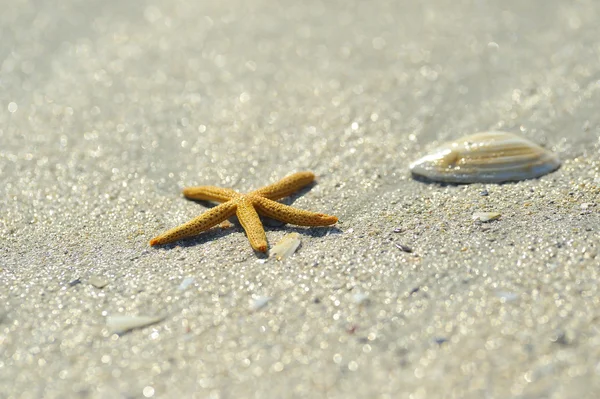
[1,0,599,398]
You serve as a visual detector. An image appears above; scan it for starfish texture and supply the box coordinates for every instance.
[150,171,338,252]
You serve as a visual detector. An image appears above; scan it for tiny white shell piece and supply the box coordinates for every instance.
[106,315,164,334]
[410,132,561,183]
[472,212,501,222]
[249,296,271,311]
[177,277,195,291]
[352,292,370,305]
[495,291,519,302]
[270,232,301,261]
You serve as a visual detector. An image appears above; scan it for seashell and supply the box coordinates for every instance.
[249,295,271,311]
[106,315,164,334]
[269,232,301,261]
[352,292,370,305]
[472,212,501,222]
[177,277,195,291]
[410,132,561,183]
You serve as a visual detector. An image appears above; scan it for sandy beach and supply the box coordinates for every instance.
[1,0,599,398]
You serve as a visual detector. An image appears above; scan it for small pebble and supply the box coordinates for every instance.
[68,278,82,287]
[395,243,413,253]
[88,276,109,289]
[480,189,489,196]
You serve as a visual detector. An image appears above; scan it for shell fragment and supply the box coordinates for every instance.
[472,212,501,222]
[270,232,301,261]
[410,132,560,183]
[177,277,195,291]
[106,315,164,334]
[249,296,271,311]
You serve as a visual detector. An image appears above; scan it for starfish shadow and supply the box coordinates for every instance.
[153,218,339,256]
[176,232,270,259]
[175,180,336,250]
[154,223,237,249]
[285,180,317,202]
[184,179,318,217]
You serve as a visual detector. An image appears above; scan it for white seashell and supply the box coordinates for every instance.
[472,212,501,222]
[352,292,370,305]
[269,232,301,261]
[249,296,271,311]
[177,277,195,291]
[495,291,519,302]
[410,132,560,183]
[106,315,164,334]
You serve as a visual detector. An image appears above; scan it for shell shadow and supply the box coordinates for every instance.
[410,173,465,187]
[410,172,542,187]
[278,225,342,238]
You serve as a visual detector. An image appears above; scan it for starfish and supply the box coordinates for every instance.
[149,171,338,252]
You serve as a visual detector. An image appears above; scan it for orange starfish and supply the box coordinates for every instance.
[149,171,338,252]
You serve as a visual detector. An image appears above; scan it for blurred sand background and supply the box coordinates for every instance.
[1,0,599,398]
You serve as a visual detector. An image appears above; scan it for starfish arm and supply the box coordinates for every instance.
[182,186,239,203]
[253,196,338,226]
[251,171,315,200]
[149,201,237,246]
[235,198,268,252]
